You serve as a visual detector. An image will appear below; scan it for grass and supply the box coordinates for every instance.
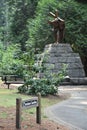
[0,88,62,108]
[0,87,64,119]
[0,88,31,107]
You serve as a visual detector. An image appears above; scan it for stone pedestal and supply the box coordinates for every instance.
[43,44,85,78]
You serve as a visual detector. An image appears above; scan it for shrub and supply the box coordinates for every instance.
[18,78,57,96]
[18,63,67,96]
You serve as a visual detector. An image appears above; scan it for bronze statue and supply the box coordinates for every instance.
[48,10,65,43]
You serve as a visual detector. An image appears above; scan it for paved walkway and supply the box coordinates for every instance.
[45,85,87,130]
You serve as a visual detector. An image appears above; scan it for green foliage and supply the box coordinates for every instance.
[0,44,24,75]
[27,0,87,55]
[27,0,58,52]
[0,0,17,46]
[0,41,35,78]
[11,0,38,51]
[0,42,3,61]
[18,63,67,96]
[62,1,87,53]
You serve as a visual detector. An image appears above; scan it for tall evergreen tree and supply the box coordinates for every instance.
[0,0,17,46]
[11,0,38,51]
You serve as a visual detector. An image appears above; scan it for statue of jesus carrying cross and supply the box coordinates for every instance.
[48,10,65,44]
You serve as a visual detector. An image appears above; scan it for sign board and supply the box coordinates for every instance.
[22,98,38,109]
[16,93,41,129]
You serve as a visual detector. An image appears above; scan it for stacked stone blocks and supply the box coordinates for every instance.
[43,44,85,78]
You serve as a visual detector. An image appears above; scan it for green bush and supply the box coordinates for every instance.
[18,78,57,96]
[18,63,67,96]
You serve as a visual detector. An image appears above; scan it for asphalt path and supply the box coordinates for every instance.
[45,85,87,130]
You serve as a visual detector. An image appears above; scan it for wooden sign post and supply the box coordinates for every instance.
[16,98,22,129]
[16,93,41,129]
[36,93,41,124]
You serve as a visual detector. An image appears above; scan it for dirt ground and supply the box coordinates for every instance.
[0,83,70,130]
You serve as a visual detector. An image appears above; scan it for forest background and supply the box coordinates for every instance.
[0,0,87,77]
